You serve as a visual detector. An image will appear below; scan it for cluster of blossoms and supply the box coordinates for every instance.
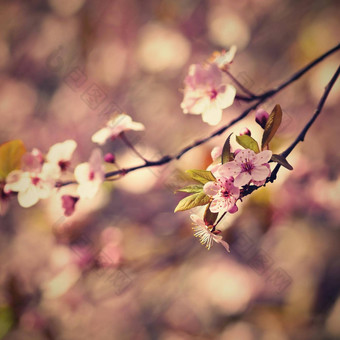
[0,114,144,216]
[175,105,290,252]
[1,46,292,257]
[181,46,237,126]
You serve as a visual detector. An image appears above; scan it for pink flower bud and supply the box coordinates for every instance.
[239,127,251,136]
[104,153,115,163]
[255,109,269,129]
[62,195,79,217]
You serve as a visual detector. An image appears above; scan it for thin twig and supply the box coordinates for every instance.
[224,70,256,98]
[56,44,340,186]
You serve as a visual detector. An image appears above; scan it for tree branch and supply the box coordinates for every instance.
[239,64,340,200]
[56,44,340,186]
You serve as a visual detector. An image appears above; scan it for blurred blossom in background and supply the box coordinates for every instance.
[1,0,340,339]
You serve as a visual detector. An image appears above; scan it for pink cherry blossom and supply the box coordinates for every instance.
[181,63,236,126]
[204,176,240,213]
[190,214,230,252]
[46,140,77,172]
[4,163,59,208]
[91,114,145,145]
[74,149,105,199]
[217,149,272,187]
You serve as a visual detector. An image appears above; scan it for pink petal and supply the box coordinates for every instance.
[217,162,240,178]
[228,204,238,214]
[234,172,251,187]
[251,165,271,181]
[190,214,205,227]
[216,238,230,252]
[210,197,226,213]
[254,150,272,166]
[235,149,256,165]
[203,181,220,196]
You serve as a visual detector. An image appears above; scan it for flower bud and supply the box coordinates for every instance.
[255,109,269,129]
[104,153,115,163]
[239,127,251,136]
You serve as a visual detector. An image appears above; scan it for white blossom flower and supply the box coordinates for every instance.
[46,140,77,172]
[190,214,230,252]
[210,45,237,69]
[181,63,236,126]
[91,114,145,145]
[74,149,105,199]
[4,163,59,208]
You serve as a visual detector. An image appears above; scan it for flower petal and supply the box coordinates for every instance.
[251,165,270,181]
[18,186,39,208]
[91,127,112,145]
[234,172,251,187]
[254,150,272,165]
[216,84,236,109]
[202,103,222,126]
[217,162,240,178]
[203,181,220,196]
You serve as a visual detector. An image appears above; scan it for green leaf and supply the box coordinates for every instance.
[236,135,260,153]
[271,154,293,170]
[174,192,210,212]
[222,133,233,164]
[176,185,204,193]
[0,140,26,180]
[0,305,14,338]
[261,104,282,150]
[203,203,218,226]
[185,169,215,184]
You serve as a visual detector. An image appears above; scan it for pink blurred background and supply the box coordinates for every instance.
[0,0,340,339]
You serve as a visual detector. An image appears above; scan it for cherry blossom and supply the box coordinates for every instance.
[209,45,237,70]
[4,163,59,208]
[217,149,272,187]
[91,114,145,145]
[46,140,77,172]
[204,176,240,213]
[74,149,105,199]
[181,63,236,125]
[190,214,230,252]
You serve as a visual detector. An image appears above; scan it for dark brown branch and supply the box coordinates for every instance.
[56,44,340,186]
[239,64,340,201]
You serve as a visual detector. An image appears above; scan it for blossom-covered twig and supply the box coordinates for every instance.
[101,43,340,180]
[239,64,340,200]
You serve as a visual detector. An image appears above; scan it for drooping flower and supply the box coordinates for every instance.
[190,214,230,252]
[181,63,236,126]
[208,45,237,70]
[4,163,59,208]
[74,149,105,199]
[46,140,77,172]
[217,149,272,187]
[91,114,145,145]
[204,176,240,213]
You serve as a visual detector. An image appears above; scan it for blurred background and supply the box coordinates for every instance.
[0,0,340,339]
